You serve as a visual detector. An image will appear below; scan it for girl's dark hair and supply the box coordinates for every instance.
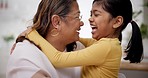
[16,0,77,51]
[93,0,143,63]
[124,21,143,63]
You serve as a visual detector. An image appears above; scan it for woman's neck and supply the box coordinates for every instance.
[45,36,66,52]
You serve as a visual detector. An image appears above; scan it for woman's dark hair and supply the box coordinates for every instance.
[16,0,77,52]
[93,0,143,63]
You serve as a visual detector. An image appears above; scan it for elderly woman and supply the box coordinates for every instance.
[6,0,83,78]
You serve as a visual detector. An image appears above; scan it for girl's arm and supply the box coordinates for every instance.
[79,38,97,47]
[27,30,111,68]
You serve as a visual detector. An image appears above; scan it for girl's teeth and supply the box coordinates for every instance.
[91,26,97,29]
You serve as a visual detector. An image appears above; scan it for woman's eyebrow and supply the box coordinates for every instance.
[72,11,81,15]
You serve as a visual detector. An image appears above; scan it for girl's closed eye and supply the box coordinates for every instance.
[94,14,100,17]
[90,12,100,17]
[94,12,101,17]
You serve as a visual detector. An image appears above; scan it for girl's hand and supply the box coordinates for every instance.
[18,26,33,38]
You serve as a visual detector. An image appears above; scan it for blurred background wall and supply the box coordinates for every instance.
[0,0,147,78]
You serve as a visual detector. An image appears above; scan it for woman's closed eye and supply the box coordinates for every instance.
[74,15,82,21]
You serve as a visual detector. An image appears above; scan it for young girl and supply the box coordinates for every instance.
[26,0,143,78]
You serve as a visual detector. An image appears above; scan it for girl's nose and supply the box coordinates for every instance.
[89,17,93,23]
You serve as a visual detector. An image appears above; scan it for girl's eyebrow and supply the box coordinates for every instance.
[94,10,102,13]
[91,10,102,14]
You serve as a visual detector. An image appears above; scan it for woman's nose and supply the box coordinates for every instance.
[80,21,84,26]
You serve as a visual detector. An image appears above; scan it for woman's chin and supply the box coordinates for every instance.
[75,37,80,41]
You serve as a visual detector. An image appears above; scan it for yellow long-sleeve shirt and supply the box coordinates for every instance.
[27,30,122,78]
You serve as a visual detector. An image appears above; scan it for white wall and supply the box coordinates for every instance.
[78,0,93,38]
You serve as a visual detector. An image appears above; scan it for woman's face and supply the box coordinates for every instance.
[89,2,116,40]
[61,1,84,43]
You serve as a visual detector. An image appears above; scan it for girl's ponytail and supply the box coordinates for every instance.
[124,21,143,63]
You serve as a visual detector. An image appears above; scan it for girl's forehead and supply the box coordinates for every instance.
[91,3,104,12]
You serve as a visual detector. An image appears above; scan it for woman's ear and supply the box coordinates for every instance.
[113,16,123,28]
[51,15,61,28]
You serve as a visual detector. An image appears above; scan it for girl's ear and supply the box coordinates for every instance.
[113,16,123,28]
[51,15,61,28]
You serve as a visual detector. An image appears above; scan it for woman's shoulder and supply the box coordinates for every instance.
[14,40,40,53]
[7,40,59,78]
[9,40,53,69]
[10,40,42,60]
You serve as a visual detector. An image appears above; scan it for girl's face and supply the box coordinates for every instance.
[89,2,116,40]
